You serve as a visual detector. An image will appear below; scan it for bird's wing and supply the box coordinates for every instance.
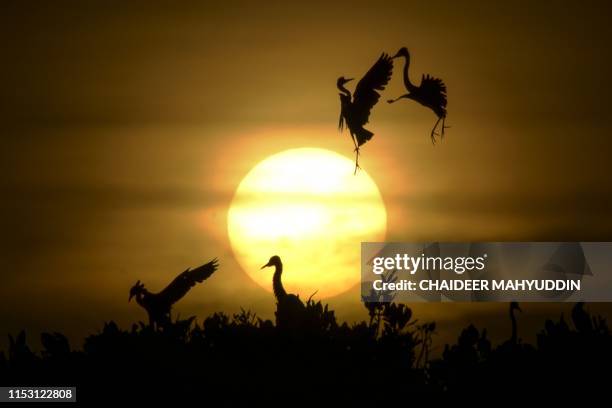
[352,53,394,126]
[420,74,448,115]
[158,258,218,305]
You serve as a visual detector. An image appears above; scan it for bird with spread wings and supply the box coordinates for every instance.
[129,259,218,330]
[337,53,394,173]
[387,47,449,144]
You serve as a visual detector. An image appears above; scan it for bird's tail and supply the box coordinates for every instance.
[354,127,374,147]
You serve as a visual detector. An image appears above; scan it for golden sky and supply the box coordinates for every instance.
[1,0,612,347]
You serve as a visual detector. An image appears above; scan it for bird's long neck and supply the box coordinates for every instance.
[510,307,518,344]
[272,262,287,301]
[400,53,416,92]
[136,289,151,307]
[337,84,352,98]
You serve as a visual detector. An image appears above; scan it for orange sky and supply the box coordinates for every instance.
[2,0,612,349]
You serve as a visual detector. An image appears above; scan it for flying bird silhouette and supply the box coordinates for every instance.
[387,47,448,144]
[129,258,218,329]
[261,255,306,330]
[337,53,393,173]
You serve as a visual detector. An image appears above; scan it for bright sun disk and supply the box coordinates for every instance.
[227,147,387,298]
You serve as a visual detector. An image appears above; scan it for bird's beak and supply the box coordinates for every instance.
[345,78,354,83]
[391,52,400,59]
[129,293,134,302]
[261,261,272,269]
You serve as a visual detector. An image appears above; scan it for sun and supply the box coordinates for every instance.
[227,147,387,298]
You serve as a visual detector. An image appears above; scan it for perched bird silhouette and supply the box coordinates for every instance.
[129,259,218,330]
[571,302,593,334]
[509,301,522,345]
[261,255,306,329]
[387,47,448,144]
[337,53,393,173]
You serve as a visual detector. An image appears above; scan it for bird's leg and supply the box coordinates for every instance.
[430,117,442,145]
[350,134,361,175]
[354,147,361,175]
[351,134,359,152]
[440,117,450,139]
[387,93,410,104]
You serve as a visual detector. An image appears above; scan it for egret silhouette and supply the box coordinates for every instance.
[129,259,218,329]
[571,302,593,334]
[261,255,305,329]
[387,47,448,144]
[337,53,393,173]
[509,301,522,344]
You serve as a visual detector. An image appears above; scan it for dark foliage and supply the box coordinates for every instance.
[1,302,610,401]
